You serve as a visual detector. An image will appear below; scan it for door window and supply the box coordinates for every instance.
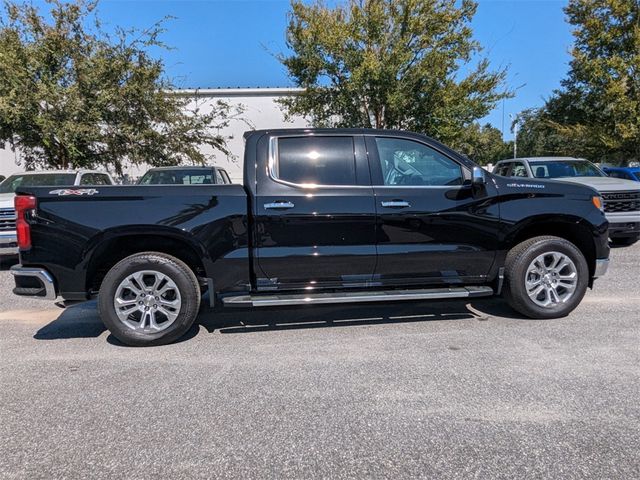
[494,163,512,176]
[511,163,528,177]
[274,137,356,186]
[374,138,463,186]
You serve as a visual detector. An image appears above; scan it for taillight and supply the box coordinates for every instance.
[15,195,37,250]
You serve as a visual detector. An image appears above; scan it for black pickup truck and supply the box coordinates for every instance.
[11,129,610,346]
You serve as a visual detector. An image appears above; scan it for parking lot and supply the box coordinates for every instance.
[0,244,638,479]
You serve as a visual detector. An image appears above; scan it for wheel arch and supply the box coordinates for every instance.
[84,229,210,294]
[508,217,597,279]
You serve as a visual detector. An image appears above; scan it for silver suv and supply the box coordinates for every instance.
[494,157,640,246]
[0,170,114,255]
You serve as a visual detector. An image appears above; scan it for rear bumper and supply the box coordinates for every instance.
[593,259,609,278]
[10,265,57,300]
[0,231,18,255]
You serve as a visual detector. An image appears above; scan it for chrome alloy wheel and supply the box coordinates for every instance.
[113,270,182,332]
[525,251,578,308]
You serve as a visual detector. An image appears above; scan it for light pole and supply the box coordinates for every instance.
[509,113,519,159]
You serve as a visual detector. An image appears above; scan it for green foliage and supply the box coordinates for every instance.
[278,0,511,151]
[0,0,239,173]
[514,108,571,158]
[456,123,512,165]
[518,0,639,164]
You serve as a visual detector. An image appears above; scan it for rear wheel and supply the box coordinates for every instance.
[503,236,589,319]
[98,252,201,346]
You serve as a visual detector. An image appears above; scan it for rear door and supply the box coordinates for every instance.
[254,134,377,291]
[367,135,500,287]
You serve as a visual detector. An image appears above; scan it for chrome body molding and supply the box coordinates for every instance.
[222,286,494,307]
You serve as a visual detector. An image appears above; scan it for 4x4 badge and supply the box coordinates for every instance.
[49,188,99,196]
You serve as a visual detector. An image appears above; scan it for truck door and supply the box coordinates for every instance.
[366,135,500,287]
[254,134,377,291]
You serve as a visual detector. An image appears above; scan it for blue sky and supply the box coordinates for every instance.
[92,1,574,139]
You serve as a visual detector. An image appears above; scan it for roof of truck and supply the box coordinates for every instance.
[496,157,586,163]
[10,169,111,175]
[145,166,225,171]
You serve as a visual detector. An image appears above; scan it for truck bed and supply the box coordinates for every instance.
[15,184,250,300]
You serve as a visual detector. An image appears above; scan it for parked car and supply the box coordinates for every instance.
[12,129,609,346]
[137,166,232,185]
[494,157,640,246]
[602,166,640,182]
[0,170,114,255]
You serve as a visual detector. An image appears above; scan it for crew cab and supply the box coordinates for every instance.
[0,170,114,256]
[11,129,610,346]
[494,157,640,246]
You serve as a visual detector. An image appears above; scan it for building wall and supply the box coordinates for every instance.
[0,87,310,183]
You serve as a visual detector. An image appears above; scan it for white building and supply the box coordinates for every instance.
[0,87,309,183]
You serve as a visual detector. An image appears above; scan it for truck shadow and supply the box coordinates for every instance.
[33,298,527,345]
[33,301,106,340]
[199,298,525,335]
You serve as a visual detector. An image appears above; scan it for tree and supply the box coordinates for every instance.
[456,123,512,165]
[513,108,570,158]
[0,0,240,174]
[530,0,639,164]
[278,0,510,151]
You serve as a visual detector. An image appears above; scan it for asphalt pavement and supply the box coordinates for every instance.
[0,245,639,479]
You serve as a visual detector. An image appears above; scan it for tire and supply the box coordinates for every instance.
[610,235,639,247]
[98,252,201,346]
[503,236,589,319]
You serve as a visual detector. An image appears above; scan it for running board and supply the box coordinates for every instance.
[222,286,494,307]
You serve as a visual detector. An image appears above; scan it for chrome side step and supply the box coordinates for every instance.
[222,286,494,307]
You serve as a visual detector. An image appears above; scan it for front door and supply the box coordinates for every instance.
[254,134,377,291]
[366,135,500,287]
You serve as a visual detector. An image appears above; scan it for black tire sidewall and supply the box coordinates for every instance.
[98,253,201,346]
[506,238,589,319]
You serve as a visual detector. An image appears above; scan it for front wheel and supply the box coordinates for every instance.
[503,236,589,319]
[98,252,201,346]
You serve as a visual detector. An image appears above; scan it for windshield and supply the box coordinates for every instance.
[138,169,216,185]
[529,160,605,179]
[0,173,77,194]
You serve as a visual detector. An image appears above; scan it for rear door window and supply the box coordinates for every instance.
[275,137,356,186]
[494,163,512,176]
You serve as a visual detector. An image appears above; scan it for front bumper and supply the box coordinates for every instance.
[10,265,57,300]
[0,231,18,255]
[593,259,609,278]
[608,221,640,238]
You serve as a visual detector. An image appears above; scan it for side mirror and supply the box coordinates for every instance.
[472,166,487,186]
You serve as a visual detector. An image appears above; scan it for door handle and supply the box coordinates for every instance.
[264,201,295,210]
[381,200,410,208]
